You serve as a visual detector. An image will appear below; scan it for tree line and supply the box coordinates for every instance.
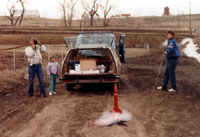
[5,0,116,27]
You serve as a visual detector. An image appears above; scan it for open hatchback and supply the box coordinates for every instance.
[60,32,124,91]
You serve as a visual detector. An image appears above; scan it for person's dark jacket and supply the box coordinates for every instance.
[166,38,180,59]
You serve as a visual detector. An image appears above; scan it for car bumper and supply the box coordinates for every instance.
[60,73,120,84]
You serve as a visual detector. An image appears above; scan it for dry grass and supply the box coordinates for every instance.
[0,34,168,48]
[0,31,188,50]
[0,34,73,45]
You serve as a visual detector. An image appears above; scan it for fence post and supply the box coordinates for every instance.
[62,45,64,61]
[13,49,16,70]
[48,45,50,62]
[49,45,51,61]
[147,44,150,52]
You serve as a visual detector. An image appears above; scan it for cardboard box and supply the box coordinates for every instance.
[80,58,97,71]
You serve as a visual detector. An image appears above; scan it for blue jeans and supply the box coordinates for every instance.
[50,74,57,93]
[162,58,178,91]
[28,64,46,96]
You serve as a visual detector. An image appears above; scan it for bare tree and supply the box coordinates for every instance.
[67,0,78,27]
[60,0,78,27]
[6,0,25,26]
[60,0,67,27]
[18,0,25,25]
[83,0,100,27]
[80,11,87,28]
[102,0,113,27]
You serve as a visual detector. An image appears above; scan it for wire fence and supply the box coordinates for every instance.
[0,44,67,70]
[0,43,151,71]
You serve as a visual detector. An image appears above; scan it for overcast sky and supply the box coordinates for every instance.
[0,0,200,19]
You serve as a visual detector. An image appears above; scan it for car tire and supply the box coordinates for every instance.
[66,84,75,91]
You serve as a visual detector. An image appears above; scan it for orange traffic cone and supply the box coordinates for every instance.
[110,83,122,113]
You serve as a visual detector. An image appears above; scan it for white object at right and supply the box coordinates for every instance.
[181,38,200,63]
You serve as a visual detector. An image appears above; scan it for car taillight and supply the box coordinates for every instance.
[104,79,116,82]
[63,80,75,83]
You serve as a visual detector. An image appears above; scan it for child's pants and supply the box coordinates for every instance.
[50,74,57,93]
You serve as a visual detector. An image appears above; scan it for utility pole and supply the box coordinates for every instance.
[189,1,192,33]
[178,9,180,27]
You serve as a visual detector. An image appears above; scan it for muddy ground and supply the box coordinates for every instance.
[0,47,200,137]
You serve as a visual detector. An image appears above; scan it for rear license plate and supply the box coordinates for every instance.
[78,79,100,83]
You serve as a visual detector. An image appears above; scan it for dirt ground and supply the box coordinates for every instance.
[0,47,200,137]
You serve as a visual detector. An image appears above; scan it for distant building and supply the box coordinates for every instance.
[14,10,40,19]
[164,7,170,16]
[121,14,131,17]
[113,14,131,18]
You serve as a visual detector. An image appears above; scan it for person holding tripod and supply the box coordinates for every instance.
[157,31,180,92]
[25,38,47,97]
